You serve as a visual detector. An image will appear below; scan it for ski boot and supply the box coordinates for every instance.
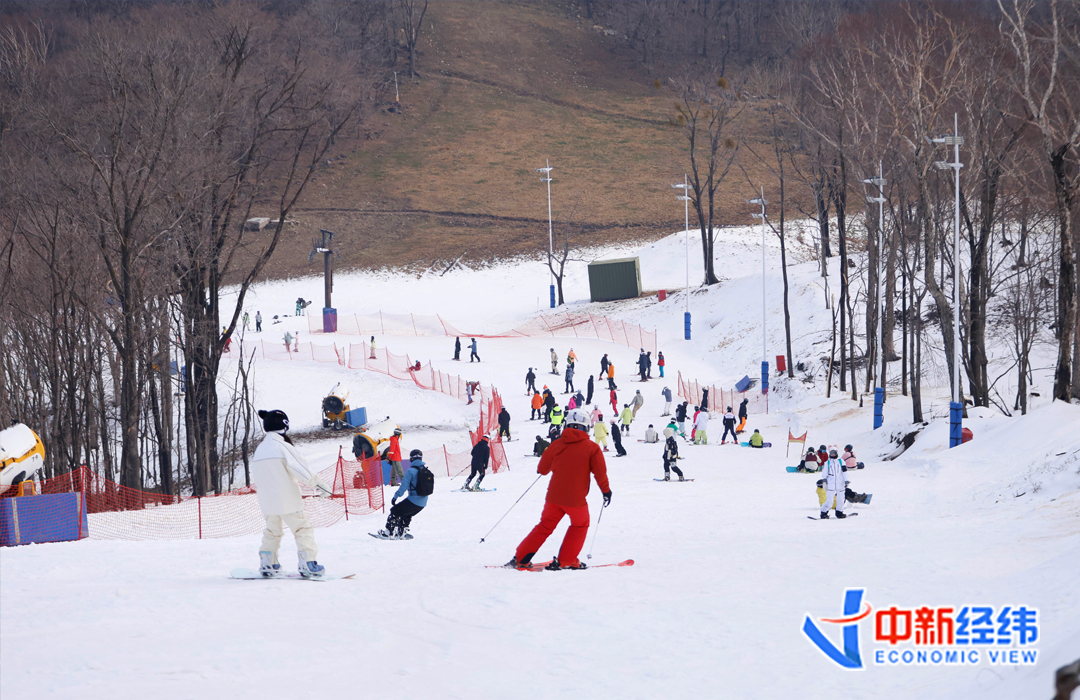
[678,475,686,482]
[298,551,324,578]
[835,511,847,519]
[462,480,472,492]
[504,553,533,569]
[259,551,281,578]
[544,558,562,571]
[820,511,830,519]
[663,474,670,481]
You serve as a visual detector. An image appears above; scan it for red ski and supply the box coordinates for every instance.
[487,559,634,571]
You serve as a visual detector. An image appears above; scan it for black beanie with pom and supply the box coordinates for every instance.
[259,409,289,433]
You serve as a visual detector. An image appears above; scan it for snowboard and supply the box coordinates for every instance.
[368,532,414,540]
[229,568,355,581]
[807,513,859,520]
[739,442,773,448]
[653,478,695,482]
[487,559,635,571]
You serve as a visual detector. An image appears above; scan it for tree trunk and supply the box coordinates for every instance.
[1049,145,1076,401]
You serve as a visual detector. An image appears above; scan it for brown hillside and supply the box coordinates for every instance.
[265,1,784,281]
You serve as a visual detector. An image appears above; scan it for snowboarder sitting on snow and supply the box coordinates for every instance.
[506,409,611,571]
[749,429,765,448]
[662,432,685,482]
[381,449,433,538]
[818,448,848,519]
[252,409,333,578]
[464,436,491,491]
[817,444,829,465]
[842,444,864,470]
[644,424,659,443]
[498,407,511,441]
[533,436,550,457]
[721,407,738,444]
[798,449,821,473]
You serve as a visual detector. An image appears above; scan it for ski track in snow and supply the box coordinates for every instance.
[3,225,1078,700]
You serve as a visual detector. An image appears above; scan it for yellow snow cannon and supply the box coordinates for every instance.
[321,383,351,431]
[1,424,46,496]
[350,418,400,461]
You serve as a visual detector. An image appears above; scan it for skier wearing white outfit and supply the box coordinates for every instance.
[693,410,710,445]
[819,448,848,519]
[251,409,333,577]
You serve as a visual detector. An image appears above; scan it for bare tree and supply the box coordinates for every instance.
[664,72,745,286]
[395,0,427,79]
[998,0,1080,401]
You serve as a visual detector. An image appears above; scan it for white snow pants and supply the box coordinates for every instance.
[821,487,845,513]
[261,511,318,562]
[664,400,672,415]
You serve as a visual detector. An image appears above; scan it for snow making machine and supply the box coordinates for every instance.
[350,418,400,461]
[321,383,351,430]
[1,424,46,496]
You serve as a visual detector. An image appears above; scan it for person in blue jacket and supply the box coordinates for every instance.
[379,449,430,538]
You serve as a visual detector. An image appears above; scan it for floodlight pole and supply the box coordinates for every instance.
[862,165,888,430]
[537,160,555,308]
[932,114,964,448]
[673,176,692,339]
[750,188,769,394]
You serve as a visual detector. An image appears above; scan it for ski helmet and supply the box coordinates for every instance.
[829,448,839,458]
[409,448,423,460]
[393,427,403,436]
[844,444,853,451]
[258,409,289,432]
[565,409,589,430]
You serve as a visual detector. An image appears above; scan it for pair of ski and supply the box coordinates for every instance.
[229,568,355,581]
[487,559,635,571]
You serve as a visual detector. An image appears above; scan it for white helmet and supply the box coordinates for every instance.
[565,408,590,430]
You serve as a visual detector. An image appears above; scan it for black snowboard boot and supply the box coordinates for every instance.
[820,511,830,519]
[835,511,847,519]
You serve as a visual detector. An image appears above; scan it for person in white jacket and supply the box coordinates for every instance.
[251,409,333,577]
[693,410,710,445]
[819,448,848,519]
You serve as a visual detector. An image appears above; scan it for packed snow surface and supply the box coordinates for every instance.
[3,225,1078,699]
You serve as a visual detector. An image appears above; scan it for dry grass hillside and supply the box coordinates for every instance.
[265,1,787,280]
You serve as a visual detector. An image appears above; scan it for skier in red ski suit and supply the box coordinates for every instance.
[507,409,611,570]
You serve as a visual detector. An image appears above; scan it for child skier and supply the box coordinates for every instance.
[593,416,609,452]
[619,404,633,435]
[505,409,611,571]
[721,407,738,444]
[251,409,333,578]
[380,449,433,538]
[662,432,685,481]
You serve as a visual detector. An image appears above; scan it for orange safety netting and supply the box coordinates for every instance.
[676,371,769,416]
[221,339,346,364]
[309,310,657,354]
[2,455,383,542]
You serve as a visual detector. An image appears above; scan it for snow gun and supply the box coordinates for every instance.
[1,424,46,495]
[321,383,351,431]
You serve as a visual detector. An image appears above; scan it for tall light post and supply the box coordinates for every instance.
[750,188,769,395]
[672,176,692,340]
[536,160,555,308]
[932,114,964,448]
[862,164,887,430]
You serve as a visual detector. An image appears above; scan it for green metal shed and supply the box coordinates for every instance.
[587,257,642,302]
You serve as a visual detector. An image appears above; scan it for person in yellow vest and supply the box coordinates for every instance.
[749,429,764,448]
[593,416,609,452]
[549,405,565,439]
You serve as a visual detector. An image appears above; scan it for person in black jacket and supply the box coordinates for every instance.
[533,435,550,457]
[525,368,537,394]
[454,337,461,361]
[600,354,609,378]
[586,375,594,405]
[700,388,710,411]
[543,389,556,423]
[497,407,511,440]
[464,436,491,491]
[609,419,627,457]
[637,351,648,381]
[675,401,689,437]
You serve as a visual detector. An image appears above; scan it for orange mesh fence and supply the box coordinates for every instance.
[348,342,490,408]
[309,309,657,354]
[221,339,346,365]
[2,455,383,542]
[428,442,510,479]
[676,371,769,416]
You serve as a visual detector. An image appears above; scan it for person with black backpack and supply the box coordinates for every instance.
[378,449,433,539]
[464,435,491,491]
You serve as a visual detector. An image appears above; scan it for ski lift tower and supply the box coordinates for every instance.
[311,229,336,332]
